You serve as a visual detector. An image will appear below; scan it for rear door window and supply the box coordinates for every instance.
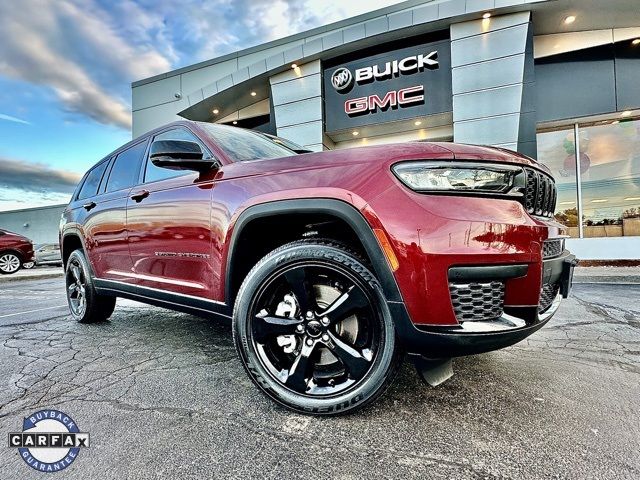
[105,141,146,193]
[77,161,109,200]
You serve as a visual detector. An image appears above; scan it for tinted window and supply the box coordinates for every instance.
[77,161,109,200]
[105,141,146,193]
[145,128,205,183]
[199,123,294,162]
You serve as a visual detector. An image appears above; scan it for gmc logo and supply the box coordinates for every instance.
[344,85,424,115]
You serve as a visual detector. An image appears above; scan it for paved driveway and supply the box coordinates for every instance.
[1,278,639,479]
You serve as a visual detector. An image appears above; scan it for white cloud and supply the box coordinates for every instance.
[0,0,172,130]
[0,0,406,130]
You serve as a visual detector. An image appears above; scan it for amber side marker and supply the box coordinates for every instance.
[373,228,400,271]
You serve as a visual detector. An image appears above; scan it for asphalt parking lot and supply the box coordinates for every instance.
[0,277,638,479]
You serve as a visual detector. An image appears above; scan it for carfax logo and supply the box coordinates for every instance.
[7,409,89,473]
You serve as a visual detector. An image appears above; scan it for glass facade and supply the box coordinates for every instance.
[537,118,640,238]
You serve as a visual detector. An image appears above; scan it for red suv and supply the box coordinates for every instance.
[60,121,576,414]
[0,229,34,274]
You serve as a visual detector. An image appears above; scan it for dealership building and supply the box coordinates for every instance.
[20,0,617,261]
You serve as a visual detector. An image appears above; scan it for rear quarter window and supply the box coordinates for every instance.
[105,141,146,193]
[77,161,109,200]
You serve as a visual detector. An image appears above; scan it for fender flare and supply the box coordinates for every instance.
[224,198,403,306]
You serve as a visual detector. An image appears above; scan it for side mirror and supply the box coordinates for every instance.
[150,140,218,173]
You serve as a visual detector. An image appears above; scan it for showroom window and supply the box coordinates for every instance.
[537,117,640,238]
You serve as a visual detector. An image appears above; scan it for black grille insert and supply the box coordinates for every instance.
[539,283,560,313]
[543,239,564,259]
[523,168,556,218]
[449,281,505,322]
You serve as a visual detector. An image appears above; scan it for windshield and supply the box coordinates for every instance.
[261,134,310,153]
[198,123,295,162]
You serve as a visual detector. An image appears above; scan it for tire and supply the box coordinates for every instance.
[0,252,22,274]
[65,249,116,323]
[233,239,402,415]
[22,261,35,269]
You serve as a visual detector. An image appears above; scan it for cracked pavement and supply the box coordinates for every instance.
[0,278,639,479]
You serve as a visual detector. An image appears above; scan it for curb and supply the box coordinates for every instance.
[0,272,64,283]
[573,276,640,285]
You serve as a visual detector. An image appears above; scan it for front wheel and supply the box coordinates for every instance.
[233,240,401,415]
[22,261,35,269]
[0,252,22,274]
[65,249,116,323]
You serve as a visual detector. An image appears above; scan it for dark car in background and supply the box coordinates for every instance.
[0,229,34,274]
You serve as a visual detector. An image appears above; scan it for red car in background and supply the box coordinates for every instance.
[0,229,34,274]
[60,121,576,415]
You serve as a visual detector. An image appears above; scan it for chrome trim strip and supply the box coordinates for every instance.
[105,270,206,290]
[95,278,226,306]
[457,293,562,333]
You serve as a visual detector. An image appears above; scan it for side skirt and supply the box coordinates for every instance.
[94,279,232,323]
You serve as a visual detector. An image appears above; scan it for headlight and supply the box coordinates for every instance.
[392,162,525,194]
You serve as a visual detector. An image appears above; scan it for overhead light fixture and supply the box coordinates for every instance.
[291,63,298,69]
[232,121,238,125]
[559,201,576,205]
[621,110,632,117]
[250,91,257,97]
[563,15,576,25]
[352,131,359,136]
[414,120,422,126]
[632,39,640,46]
[591,199,608,203]
[625,197,640,201]
[212,108,219,114]
[482,12,491,19]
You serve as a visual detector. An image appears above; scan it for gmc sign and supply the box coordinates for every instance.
[345,86,425,115]
[323,36,452,132]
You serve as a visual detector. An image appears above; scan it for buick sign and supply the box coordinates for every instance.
[323,37,452,132]
[331,67,353,91]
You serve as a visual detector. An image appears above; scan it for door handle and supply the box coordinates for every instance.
[82,201,96,211]
[130,190,150,202]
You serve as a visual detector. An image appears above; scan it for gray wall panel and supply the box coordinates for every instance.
[277,120,323,147]
[451,13,535,155]
[273,98,322,128]
[452,54,525,95]
[454,113,521,145]
[453,84,524,122]
[270,74,322,106]
[451,24,529,67]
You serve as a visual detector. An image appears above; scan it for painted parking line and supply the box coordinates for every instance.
[0,305,68,319]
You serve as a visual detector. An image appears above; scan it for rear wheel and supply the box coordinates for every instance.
[65,249,116,323]
[0,252,21,274]
[233,240,401,415]
[22,261,35,269]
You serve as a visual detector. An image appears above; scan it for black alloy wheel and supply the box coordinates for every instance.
[65,249,116,323]
[233,240,401,415]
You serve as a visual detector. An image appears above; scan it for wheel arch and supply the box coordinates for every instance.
[224,199,402,307]
[0,248,24,262]
[60,231,86,269]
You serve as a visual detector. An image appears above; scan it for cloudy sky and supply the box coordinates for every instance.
[0,0,403,211]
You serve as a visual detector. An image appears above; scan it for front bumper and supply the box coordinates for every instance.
[389,250,576,357]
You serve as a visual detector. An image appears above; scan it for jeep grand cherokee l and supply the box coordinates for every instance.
[60,121,576,414]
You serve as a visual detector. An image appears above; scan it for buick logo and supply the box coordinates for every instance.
[331,67,353,92]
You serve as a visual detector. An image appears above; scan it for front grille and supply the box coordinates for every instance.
[523,167,556,218]
[543,239,565,259]
[539,283,560,313]
[449,281,505,322]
